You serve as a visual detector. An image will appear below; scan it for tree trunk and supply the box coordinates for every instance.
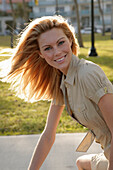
[97,0,105,36]
[9,0,17,48]
[22,0,28,22]
[111,0,113,39]
[73,0,84,47]
[9,0,16,29]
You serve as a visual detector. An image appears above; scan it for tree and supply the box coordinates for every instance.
[22,0,29,22]
[97,0,105,36]
[73,0,84,47]
[111,0,113,39]
[9,0,16,29]
[15,2,28,23]
[9,0,17,48]
[9,0,30,32]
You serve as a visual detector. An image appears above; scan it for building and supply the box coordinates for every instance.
[79,0,112,30]
[0,0,31,35]
[29,0,112,31]
[0,0,112,35]
[29,0,76,27]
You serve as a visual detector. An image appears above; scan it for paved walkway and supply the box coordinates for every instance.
[0,133,103,170]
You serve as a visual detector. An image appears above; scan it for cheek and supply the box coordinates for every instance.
[40,51,51,59]
[41,52,53,64]
[63,41,72,51]
[64,44,72,52]
[45,54,53,61]
[44,56,55,67]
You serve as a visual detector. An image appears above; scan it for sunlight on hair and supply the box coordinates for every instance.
[0,15,79,104]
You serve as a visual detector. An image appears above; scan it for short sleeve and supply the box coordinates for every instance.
[80,62,113,104]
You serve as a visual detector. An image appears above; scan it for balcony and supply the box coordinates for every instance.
[29,10,76,19]
[95,19,111,26]
[95,9,112,15]
[80,9,90,16]
[78,0,90,3]
[29,0,74,7]
[80,8,111,16]
[78,0,112,3]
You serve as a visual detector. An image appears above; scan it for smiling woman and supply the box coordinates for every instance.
[38,28,72,75]
[2,15,113,170]
[5,15,79,104]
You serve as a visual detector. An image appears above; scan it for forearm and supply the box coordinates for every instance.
[108,135,113,170]
[28,131,55,170]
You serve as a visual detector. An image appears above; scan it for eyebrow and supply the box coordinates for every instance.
[41,37,65,48]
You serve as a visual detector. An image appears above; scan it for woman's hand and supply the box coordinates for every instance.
[28,102,64,170]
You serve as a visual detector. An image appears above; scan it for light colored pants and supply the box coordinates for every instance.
[91,153,109,170]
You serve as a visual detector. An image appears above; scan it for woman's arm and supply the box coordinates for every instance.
[28,102,65,170]
[98,94,113,170]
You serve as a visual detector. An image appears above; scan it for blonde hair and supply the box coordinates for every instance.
[7,15,79,103]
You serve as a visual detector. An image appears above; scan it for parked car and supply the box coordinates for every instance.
[95,28,102,33]
[105,27,111,32]
[81,27,92,34]
[81,27,102,34]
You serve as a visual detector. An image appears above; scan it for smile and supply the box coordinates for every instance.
[54,55,66,63]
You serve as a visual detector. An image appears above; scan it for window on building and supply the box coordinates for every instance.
[95,4,99,9]
[46,0,54,1]
[59,7,64,13]
[81,17,89,27]
[106,4,112,12]
[81,5,89,10]
[39,7,46,13]
[95,16,100,25]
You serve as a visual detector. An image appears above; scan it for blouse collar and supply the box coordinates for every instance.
[60,55,80,89]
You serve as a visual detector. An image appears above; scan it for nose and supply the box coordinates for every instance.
[53,46,61,57]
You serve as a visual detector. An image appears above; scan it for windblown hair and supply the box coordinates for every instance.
[7,15,79,103]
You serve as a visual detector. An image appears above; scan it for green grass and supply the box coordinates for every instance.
[0,35,17,50]
[0,33,113,136]
[79,33,113,81]
[0,81,85,135]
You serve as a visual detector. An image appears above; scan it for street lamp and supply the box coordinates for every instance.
[88,0,98,57]
[55,0,59,15]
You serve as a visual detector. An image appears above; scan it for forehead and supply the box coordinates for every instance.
[38,28,67,45]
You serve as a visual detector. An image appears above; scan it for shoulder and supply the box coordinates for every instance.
[78,59,105,81]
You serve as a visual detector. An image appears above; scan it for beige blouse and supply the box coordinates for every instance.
[59,55,113,159]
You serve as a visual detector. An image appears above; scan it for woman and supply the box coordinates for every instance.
[4,15,113,170]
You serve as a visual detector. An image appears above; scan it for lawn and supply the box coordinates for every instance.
[79,33,113,82]
[0,33,113,136]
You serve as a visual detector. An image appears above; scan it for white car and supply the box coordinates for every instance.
[81,27,102,34]
[81,27,92,34]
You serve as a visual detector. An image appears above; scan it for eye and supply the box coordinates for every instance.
[44,46,52,51]
[58,41,65,46]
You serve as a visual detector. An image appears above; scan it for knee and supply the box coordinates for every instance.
[76,157,82,169]
[76,155,92,170]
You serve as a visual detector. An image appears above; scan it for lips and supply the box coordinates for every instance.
[54,55,66,63]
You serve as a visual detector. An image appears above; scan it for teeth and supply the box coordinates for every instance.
[56,57,64,62]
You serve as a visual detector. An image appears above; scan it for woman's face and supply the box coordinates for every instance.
[38,27,72,75]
